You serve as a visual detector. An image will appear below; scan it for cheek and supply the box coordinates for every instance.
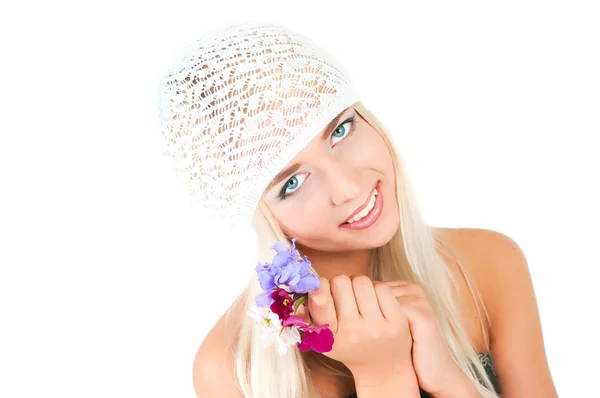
[363,129,392,166]
[277,198,333,240]
[347,130,388,166]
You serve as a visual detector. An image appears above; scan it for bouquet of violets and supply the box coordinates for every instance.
[247,238,334,356]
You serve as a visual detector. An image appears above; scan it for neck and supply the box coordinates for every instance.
[301,350,355,396]
[295,243,374,280]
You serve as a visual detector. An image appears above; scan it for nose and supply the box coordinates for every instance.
[326,161,361,206]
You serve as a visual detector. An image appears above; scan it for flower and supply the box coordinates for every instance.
[283,315,334,353]
[276,256,320,293]
[269,288,294,321]
[254,238,320,307]
[298,324,334,353]
[247,305,301,355]
[249,237,334,355]
[270,239,301,268]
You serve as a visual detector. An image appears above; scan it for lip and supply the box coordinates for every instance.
[340,181,380,225]
[339,181,383,230]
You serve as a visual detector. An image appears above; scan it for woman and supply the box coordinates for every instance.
[157,21,557,397]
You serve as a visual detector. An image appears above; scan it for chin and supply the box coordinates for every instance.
[368,215,400,248]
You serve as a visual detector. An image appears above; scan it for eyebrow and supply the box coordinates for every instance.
[265,108,352,192]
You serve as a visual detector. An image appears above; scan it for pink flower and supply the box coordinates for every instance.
[269,288,294,321]
[283,315,334,353]
[298,324,334,353]
[282,315,307,328]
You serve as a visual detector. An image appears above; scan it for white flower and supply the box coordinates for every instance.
[247,305,301,355]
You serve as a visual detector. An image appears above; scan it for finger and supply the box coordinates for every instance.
[351,275,382,319]
[375,280,410,288]
[295,302,311,324]
[394,296,437,339]
[373,283,403,321]
[307,277,338,332]
[388,283,424,298]
[394,295,424,306]
[329,275,359,320]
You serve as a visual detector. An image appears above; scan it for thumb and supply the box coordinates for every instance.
[307,277,338,333]
[295,300,311,324]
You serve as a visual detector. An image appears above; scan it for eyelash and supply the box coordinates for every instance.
[279,116,357,200]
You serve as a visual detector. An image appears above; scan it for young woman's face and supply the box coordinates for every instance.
[261,106,400,254]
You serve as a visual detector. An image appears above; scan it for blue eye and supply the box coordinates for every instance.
[279,174,308,200]
[331,121,352,146]
[278,115,357,200]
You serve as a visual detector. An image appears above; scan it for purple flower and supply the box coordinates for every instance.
[271,239,301,269]
[275,256,320,293]
[254,238,320,307]
[255,289,275,308]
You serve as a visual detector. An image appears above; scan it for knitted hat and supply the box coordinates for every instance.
[156,21,360,227]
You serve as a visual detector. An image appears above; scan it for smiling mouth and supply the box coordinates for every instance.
[341,182,380,225]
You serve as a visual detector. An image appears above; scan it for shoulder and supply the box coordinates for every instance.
[433,227,505,350]
[436,227,558,396]
[192,300,245,398]
[435,227,533,324]
[434,227,526,295]
[434,226,520,261]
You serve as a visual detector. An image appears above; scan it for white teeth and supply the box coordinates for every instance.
[347,189,378,224]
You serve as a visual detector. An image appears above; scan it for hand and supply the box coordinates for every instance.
[375,280,474,396]
[303,275,415,378]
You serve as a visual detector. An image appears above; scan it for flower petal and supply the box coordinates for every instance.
[270,288,294,320]
[282,315,308,328]
[309,327,334,353]
[294,272,320,293]
[256,271,275,291]
[255,290,275,308]
[297,324,334,353]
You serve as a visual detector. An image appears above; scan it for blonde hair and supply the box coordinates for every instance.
[223,101,499,397]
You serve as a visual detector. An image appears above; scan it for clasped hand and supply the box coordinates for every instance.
[303,275,470,396]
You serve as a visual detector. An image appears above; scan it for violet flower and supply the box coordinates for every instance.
[255,238,320,307]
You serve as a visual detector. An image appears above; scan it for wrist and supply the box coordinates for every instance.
[351,362,420,398]
[432,373,481,398]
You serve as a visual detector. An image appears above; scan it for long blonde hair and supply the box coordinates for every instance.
[223,101,499,397]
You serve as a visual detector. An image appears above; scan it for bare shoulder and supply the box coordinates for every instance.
[433,227,498,351]
[437,228,524,282]
[192,299,245,398]
[435,227,558,396]
[436,227,532,311]
[435,226,533,323]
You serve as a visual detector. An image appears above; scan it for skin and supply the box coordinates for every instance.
[262,106,477,396]
[192,106,558,397]
[261,106,400,280]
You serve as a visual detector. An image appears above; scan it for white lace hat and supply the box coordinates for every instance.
[156,21,360,227]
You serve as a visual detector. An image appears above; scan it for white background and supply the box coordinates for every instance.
[1,1,598,397]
